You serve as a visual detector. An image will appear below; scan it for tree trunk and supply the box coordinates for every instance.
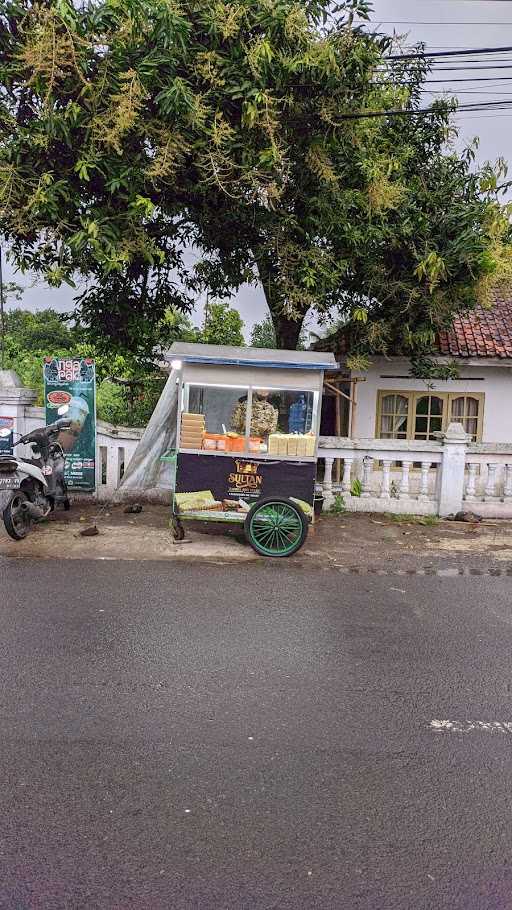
[254,250,305,350]
[271,313,303,350]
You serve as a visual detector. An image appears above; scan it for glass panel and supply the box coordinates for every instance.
[430,397,443,416]
[249,388,317,455]
[466,418,478,439]
[184,386,248,452]
[466,398,479,417]
[379,395,409,438]
[381,395,396,414]
[429,417,442,436]
[451,397,465,419]
[416,397,429,416]
[415,416,428,434]
[381,415,394,436]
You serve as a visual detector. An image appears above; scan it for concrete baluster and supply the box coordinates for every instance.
[503,464,512,501]
[398,461,412,500]
[342,457,354,494]
[323,457,335,507]
[484,463,499,500]
[419,461,431,501]
[380,460,392,499]
[361,456,373,498]
[465,463,478,502]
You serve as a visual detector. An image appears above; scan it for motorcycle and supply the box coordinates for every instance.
[0,406,72,540]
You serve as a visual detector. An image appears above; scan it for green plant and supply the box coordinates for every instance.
[384,513,439,526]
[350,478,363,498]
[330,493,346,515]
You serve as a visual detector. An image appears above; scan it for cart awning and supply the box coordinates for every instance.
[163,343,337,372]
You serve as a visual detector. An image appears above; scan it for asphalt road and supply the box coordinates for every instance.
[1,557,512,909]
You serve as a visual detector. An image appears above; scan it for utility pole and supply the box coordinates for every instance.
[0,246,5,371]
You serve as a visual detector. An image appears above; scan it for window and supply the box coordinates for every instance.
[414,395,444,441]
[379,394,409,439]
[450,395,480,442]
[376,391,484,442]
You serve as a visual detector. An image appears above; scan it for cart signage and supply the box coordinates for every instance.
[176,453,316,508]
[43,357,96,491]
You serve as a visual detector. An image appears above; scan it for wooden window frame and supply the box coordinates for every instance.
[376,391,485,442]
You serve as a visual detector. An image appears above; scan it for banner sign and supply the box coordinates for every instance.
[43,357,96,491]
[176,452,316,511]
[0,416,14,454]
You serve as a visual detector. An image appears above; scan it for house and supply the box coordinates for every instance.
[321,291,512,444]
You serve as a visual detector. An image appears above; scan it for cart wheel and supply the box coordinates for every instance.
[244,497,308,558]
[171,517,185,542]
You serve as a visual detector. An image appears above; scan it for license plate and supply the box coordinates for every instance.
[0,476,20,489]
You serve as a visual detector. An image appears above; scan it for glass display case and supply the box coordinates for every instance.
[181,383,319,458]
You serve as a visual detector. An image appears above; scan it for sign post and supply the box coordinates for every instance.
[43,358,96,491]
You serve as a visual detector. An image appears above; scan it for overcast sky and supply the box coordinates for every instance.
[4,0,511,337]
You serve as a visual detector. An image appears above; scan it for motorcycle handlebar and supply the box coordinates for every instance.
[16,419,73,446]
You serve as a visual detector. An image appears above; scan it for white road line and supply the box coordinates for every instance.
[430,719,512,734]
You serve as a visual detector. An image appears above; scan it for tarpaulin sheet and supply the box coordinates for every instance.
[117,369,178,497]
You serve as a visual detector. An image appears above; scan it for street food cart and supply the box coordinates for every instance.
[162,343,336,557]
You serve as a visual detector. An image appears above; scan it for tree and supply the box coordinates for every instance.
[250,315,277,349]
[4,308,75,352]
[0,0,510,361]
[201,301,245,347]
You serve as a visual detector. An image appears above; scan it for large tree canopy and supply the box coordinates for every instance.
[0,0,510,359]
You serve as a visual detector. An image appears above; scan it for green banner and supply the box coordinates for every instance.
[44,357,96,491]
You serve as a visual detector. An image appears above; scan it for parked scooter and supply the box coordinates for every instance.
[0,406,72,540]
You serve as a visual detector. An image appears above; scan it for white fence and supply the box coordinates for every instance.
[318,426,512,519]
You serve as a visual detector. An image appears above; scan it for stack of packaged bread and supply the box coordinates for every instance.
[180,412,205,449]
[268,432,316,456]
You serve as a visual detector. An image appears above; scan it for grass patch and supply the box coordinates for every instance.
[383,513,439,526]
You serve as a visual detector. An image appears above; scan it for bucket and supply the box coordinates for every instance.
[313,494,324,517]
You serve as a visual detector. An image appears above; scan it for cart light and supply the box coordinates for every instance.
[171,359,182,370]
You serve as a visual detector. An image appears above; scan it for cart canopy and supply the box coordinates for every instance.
[164,343,336,372]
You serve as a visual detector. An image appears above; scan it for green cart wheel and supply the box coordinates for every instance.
[244,497,308,558]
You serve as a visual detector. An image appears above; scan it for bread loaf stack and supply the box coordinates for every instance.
[180,412,205,449]
[268,433,316,456]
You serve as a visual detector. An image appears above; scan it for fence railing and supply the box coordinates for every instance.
[318,427,512,518]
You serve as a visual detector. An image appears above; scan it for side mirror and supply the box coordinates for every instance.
[0,428,11,438]
[57,404,70,415]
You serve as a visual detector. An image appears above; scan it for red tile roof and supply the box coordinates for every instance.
[437,291,512,359]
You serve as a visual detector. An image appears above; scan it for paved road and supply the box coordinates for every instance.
[1,557,512,909]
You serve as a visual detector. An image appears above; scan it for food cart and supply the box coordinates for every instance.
[162,343,336,557]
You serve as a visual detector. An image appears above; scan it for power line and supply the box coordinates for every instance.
[380,64,512,71]
[423,88,512,93]
[387,44,512,61]
[367,21,512,26]
[337,100,512,121]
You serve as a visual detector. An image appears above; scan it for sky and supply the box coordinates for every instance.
[3,0,512,338]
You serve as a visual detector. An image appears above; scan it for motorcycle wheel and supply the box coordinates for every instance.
[3,491,31,540]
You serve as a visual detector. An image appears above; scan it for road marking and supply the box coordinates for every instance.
[430,719,512,734]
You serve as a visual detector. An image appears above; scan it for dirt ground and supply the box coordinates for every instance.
[0,499,511,572]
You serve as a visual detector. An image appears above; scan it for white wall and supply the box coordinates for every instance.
[353,358,512,443]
